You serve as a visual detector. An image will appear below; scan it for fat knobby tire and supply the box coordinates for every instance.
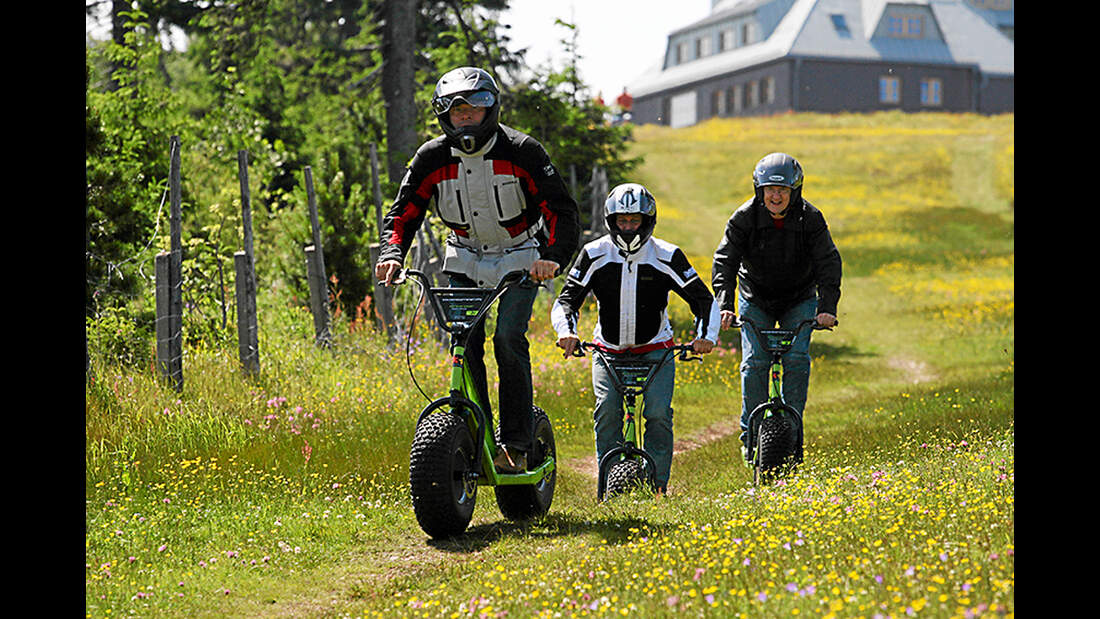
[495,406,556,520]
[755,413,796,484]
[409,411,477,539]
[605,458,648,499]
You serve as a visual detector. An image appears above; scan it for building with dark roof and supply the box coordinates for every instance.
[626,0,1014,127]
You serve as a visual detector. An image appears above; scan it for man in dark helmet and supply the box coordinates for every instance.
[376,66,581,473]
[711,152,842,467]
[552,183,719,495]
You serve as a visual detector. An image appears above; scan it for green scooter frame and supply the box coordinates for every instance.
[572,341,700,501]
[401,269,556,538]
[733,316,834,483]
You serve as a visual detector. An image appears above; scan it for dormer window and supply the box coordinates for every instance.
[741,22,756,45]
[720,29,734,51]
[696,36,712,58]
[675,41,689,64]
[887,15,924,38]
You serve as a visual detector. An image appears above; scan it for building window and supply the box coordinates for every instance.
[920,78,942,106]
[730,85,742,114]
[748,81,760,108]
[720,29,734,51]
[713,89,726,116]
[830,14,851,37]
[696,36,711,58]
[879,76,900,104]
[741,23,754,46]
[887,14,924,38]
[675,41,689,64]
[763,76,775,104]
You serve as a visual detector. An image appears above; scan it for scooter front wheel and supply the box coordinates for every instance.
[754,412,797,485]
[604,457,650,499]
[409,410,478,538]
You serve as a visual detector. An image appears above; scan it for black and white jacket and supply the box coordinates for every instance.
[552,235,720,353]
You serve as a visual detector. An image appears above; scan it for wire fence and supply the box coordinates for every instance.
[88,135,612,392]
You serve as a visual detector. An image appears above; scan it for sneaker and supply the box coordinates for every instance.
[493,446,526,473]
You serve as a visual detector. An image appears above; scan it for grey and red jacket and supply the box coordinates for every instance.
[378,124,580,285]
[711,197,842,318]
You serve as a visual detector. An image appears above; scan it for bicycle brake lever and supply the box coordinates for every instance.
[568,341,591,358]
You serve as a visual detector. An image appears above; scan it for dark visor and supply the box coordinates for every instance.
[432,90,496,115]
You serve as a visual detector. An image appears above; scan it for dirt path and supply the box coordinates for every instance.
[887,356,937,384]
[562,417,741,482]
[562,355,936,485]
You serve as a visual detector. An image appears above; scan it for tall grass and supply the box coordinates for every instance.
[86,112,1013,618]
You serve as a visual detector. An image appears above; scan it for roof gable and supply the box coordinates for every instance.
[628,0,1013,97]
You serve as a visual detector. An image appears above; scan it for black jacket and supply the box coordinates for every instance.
[711,197,841,318]
[379,124,580,274]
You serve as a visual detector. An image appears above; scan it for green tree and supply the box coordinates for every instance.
[501,19,642,229]
[86,0,644,345]
[86,8,186,319]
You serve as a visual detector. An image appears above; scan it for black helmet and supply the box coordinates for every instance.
[752,152,804,209]
[431,67,501,154]
[604,183,657,254]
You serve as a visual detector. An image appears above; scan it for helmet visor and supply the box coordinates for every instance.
[758,175,794,188]
[432,90,497,115]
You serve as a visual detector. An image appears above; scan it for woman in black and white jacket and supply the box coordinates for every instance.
[552,183,719,494]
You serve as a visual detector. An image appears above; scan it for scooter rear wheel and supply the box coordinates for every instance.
[495,406,556,520]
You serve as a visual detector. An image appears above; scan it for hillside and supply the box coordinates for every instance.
[86,112,1014,618]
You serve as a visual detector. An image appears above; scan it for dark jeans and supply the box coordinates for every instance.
[591,348,676,488]
[448,273,538,454]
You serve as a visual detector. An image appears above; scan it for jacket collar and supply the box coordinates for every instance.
[450,131,497,158]
[752,199,803,228]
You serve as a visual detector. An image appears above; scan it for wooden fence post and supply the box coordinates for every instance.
[590,166,609,235]
[235,150,260,376]
[414,227,446,341]
[303,166,331,346]
[369,142,397,339]
[155,135,183,391]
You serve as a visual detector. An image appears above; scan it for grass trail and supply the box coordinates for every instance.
[86,112,1013,618]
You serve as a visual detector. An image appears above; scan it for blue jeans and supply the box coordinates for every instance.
[738,294,816,446]
[592,348,676,489]
[448,273,538,454]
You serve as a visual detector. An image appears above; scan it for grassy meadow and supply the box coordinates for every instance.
[85,111,1013,618]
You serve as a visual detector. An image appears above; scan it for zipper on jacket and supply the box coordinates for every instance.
[456,189,466,222]
[493,185,505,219]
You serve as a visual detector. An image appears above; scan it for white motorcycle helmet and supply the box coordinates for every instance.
[604,183,657,254]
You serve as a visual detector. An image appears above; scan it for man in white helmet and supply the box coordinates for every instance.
[552,183,719,495]
[376,67,581,474]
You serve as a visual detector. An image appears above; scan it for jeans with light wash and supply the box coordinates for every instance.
[737,294,817,446]
[591,348,676,490]
[448,273,538,454]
